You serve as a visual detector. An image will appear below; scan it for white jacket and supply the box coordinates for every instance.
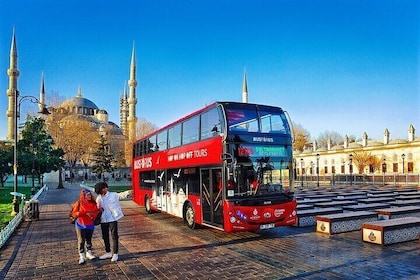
[96,191,124,222]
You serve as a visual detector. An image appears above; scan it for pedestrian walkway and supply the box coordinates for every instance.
[0,183,419,280]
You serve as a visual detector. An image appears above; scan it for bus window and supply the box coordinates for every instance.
[201,107,222,139]
[140,140,146,155]
[168,124,181,148]
[157,130,168,151]
[227,108,259,132]
[148,135,157,153]
[182,115,199,145]
[140,171,155,190]
[260,111,288,134]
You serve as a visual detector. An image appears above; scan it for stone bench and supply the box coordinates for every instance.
[375,206,420,220]
[333,195,366,201]
[342,203,390,212]
[358,197,395,204]
[361,217,420,245]
[389,200,420,207]
[396,195,420,201]
[296,204,314,210]
[295,207,342,227]
[300,194,338,200]
[299,198,333,204]
[314,200,358,208]
[316,211,377,235]
[367,193,396,198]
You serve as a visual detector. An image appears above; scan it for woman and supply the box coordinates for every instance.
[71,189,99,264]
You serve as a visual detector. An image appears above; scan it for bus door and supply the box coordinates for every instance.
[201,168,223,227]
[156,170,168,212]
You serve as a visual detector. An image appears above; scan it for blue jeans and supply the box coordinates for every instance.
[100,221,119,254]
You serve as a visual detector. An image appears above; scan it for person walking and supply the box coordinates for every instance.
[94,181,124,262]
[71,189,99,265]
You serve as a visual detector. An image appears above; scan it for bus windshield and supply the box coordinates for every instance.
[226,106,290,134]
[226,154,292,199]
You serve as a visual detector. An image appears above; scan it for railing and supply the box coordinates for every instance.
[296,173,420,188]
[0,185,46,248]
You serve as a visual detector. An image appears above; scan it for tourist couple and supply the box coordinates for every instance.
[70,182,124,265]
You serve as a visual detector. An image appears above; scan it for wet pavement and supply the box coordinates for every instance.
[0,183,419,279]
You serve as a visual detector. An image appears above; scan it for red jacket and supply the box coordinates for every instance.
[71,189,99,227]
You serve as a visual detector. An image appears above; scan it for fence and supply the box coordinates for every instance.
[296,173,420,188]
[0,185,46,248]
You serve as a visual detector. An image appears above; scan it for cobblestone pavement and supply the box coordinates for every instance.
[0,183,419,280]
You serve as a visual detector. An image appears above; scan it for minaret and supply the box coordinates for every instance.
[39,72,46,113]
[408,124,415,142]
[127,42,138,143]
[6,28,20,141]
[362,132,368,147]
[242,68,248,103]
[120,83,128,137]
[383,128,390,145]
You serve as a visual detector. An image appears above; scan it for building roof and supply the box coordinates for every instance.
[59,87,98,111]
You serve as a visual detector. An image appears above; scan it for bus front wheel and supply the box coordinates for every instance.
[184,203,197,229]
[145,196,153,214]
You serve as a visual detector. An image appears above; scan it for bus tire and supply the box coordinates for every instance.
[145,196,153,214]
[184,203,197,229]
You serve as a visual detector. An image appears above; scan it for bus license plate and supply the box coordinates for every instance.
[260,223,275,230]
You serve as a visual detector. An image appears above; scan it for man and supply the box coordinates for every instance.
[94,182,124,262]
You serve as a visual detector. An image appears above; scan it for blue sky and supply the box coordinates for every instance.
[0,0,418,141]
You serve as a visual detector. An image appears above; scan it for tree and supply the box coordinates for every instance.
[353,151,374,174]
[91,135,114,181]
[19,117,65,187]
[368,155,382,173]
[113,150,127,167]
[292,122,310,152]
[0,141,13,188]
[136,118,158,139]
[53,115,100,182]
[316,131,342,148]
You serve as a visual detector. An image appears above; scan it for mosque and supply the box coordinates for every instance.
[5,30,137,178]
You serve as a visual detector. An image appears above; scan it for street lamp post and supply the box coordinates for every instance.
[382,158,386,186]
[316,153,320,187]
[401,153,405,174]
[11,91,49,216]
[349,154,353,186]
[300,158,303,188]
[311,161,315,187]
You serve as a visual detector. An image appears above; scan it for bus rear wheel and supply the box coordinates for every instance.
[184,203,197,229]
[145,196,153,214]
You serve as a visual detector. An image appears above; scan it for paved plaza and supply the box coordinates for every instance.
[0,183,419,280]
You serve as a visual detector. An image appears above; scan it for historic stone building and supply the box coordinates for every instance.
[294,126,420,185]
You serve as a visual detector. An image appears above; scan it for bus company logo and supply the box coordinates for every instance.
[134,157,153,170]
[264,212,271,218]
[250,208,260,220]
[252,137,274,143]
[274,209,285,217]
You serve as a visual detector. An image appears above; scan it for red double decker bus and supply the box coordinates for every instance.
[132,101,297,232]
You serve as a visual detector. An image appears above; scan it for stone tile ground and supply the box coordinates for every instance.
[0,183,419,279]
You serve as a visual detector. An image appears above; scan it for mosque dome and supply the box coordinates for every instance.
[58,87,98,116]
